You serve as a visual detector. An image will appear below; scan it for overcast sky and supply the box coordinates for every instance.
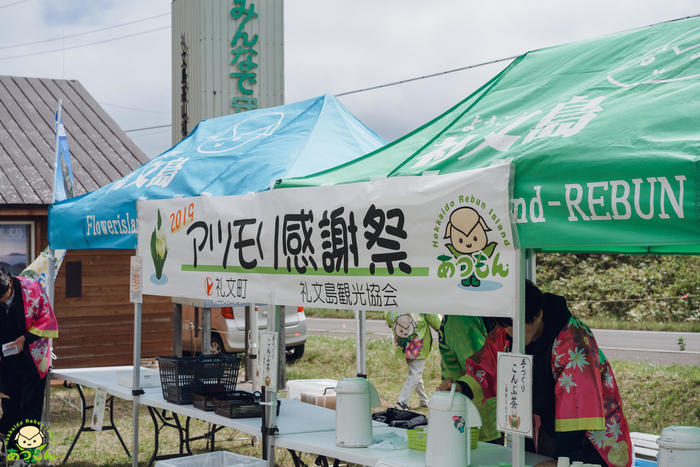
[1,0,698,158]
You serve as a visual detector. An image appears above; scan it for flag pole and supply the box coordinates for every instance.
[41,100,62,457]
[48,99,61,304]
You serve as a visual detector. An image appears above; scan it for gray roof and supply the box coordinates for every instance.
[0,75,149,204]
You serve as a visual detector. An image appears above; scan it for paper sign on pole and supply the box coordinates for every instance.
[91,390,107,432]
[259,331,278,391]
[137,163,517,318]
[130,256,143,303]
[497,352,533,437]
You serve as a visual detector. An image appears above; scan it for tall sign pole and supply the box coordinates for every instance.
[171,0,284,146]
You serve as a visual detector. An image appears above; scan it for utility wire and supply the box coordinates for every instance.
[128,127,172,138]
[124,124,171,133]
[100,101,169,114]
[0,25,170,61]
[0,12,170,50]
[122,12,700,132]
[334,12,700,97]
[0,0,30,10]
[335,55,519,97]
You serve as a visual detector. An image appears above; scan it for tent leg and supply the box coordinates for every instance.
[173,303,182,357]
[250,303,259,390]
[245,304,252,380]
[264,306,282,466]
[511,250,527,467]
[355,310,367,378]
[202,307,211,355]
[132,302,143,467]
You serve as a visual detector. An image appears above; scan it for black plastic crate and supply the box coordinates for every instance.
[214,397,280,419]
[157,354,241,405]
[195,389,259,412]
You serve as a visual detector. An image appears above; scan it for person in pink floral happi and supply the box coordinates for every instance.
[385,312,441,410]
[0,271,58,437]
[456,281,632,467]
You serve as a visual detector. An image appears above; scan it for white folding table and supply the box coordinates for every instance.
[276,425,554,467]
[52,366,383,466]
[53,366,551,467]
[51,366,139,464]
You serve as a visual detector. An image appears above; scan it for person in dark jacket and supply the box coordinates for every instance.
[0,271,58,438]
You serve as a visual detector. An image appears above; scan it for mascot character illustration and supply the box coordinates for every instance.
[444,207,497,287]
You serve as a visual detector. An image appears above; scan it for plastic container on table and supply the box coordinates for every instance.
[116,367,161,389]
[285,378,337,400]
[154,451,265,466]
[657,425,700,467]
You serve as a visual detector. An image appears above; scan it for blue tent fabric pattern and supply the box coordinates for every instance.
[49,95,386,250]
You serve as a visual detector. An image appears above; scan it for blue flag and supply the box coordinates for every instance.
[53,110,74,202]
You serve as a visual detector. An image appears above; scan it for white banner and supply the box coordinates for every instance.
[137,163,518,317]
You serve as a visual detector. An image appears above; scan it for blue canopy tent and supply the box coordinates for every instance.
[46,94,386,466]
[49,94,386,249]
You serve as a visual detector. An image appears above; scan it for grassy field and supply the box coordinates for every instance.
[46,335,699,466]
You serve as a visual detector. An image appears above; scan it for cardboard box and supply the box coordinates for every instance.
[286,379,337,400]
[300,391,336,410]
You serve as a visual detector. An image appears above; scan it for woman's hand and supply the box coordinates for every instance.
[436,378,454,391]
[11,335,25,352]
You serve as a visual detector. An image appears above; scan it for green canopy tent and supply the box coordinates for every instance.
[277,17,699,465]
[279,17,700,254]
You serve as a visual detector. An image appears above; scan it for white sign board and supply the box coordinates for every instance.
[497,352,533,437]
[137,164,517,317]
[258,331,278,391]
[130,256,143,303]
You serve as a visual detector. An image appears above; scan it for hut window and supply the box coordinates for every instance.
[65,261,82,298]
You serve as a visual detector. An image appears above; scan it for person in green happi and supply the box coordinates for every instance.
[385,312,442,410]
[437,314,502,444]
[443,207,497,287]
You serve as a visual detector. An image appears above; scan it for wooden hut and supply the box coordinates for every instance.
[0,75,172,368]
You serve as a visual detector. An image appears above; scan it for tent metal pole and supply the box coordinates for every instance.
[355,310,367,378]
[202,307,211,354]
[511,250,527,467]
[264,306,282,465]
[250,303,259,390]
[173,303,182,357]
[278,306,286,388]
[132,302,143,467]
[526,249,536,284]
[245,304,252,380]
[42,249,56,437]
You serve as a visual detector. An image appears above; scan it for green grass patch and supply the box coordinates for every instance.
[46,335,698,465]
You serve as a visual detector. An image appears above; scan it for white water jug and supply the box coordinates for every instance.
[657,426,700,466]
[426,383,482,467]
[335,377,380,447]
